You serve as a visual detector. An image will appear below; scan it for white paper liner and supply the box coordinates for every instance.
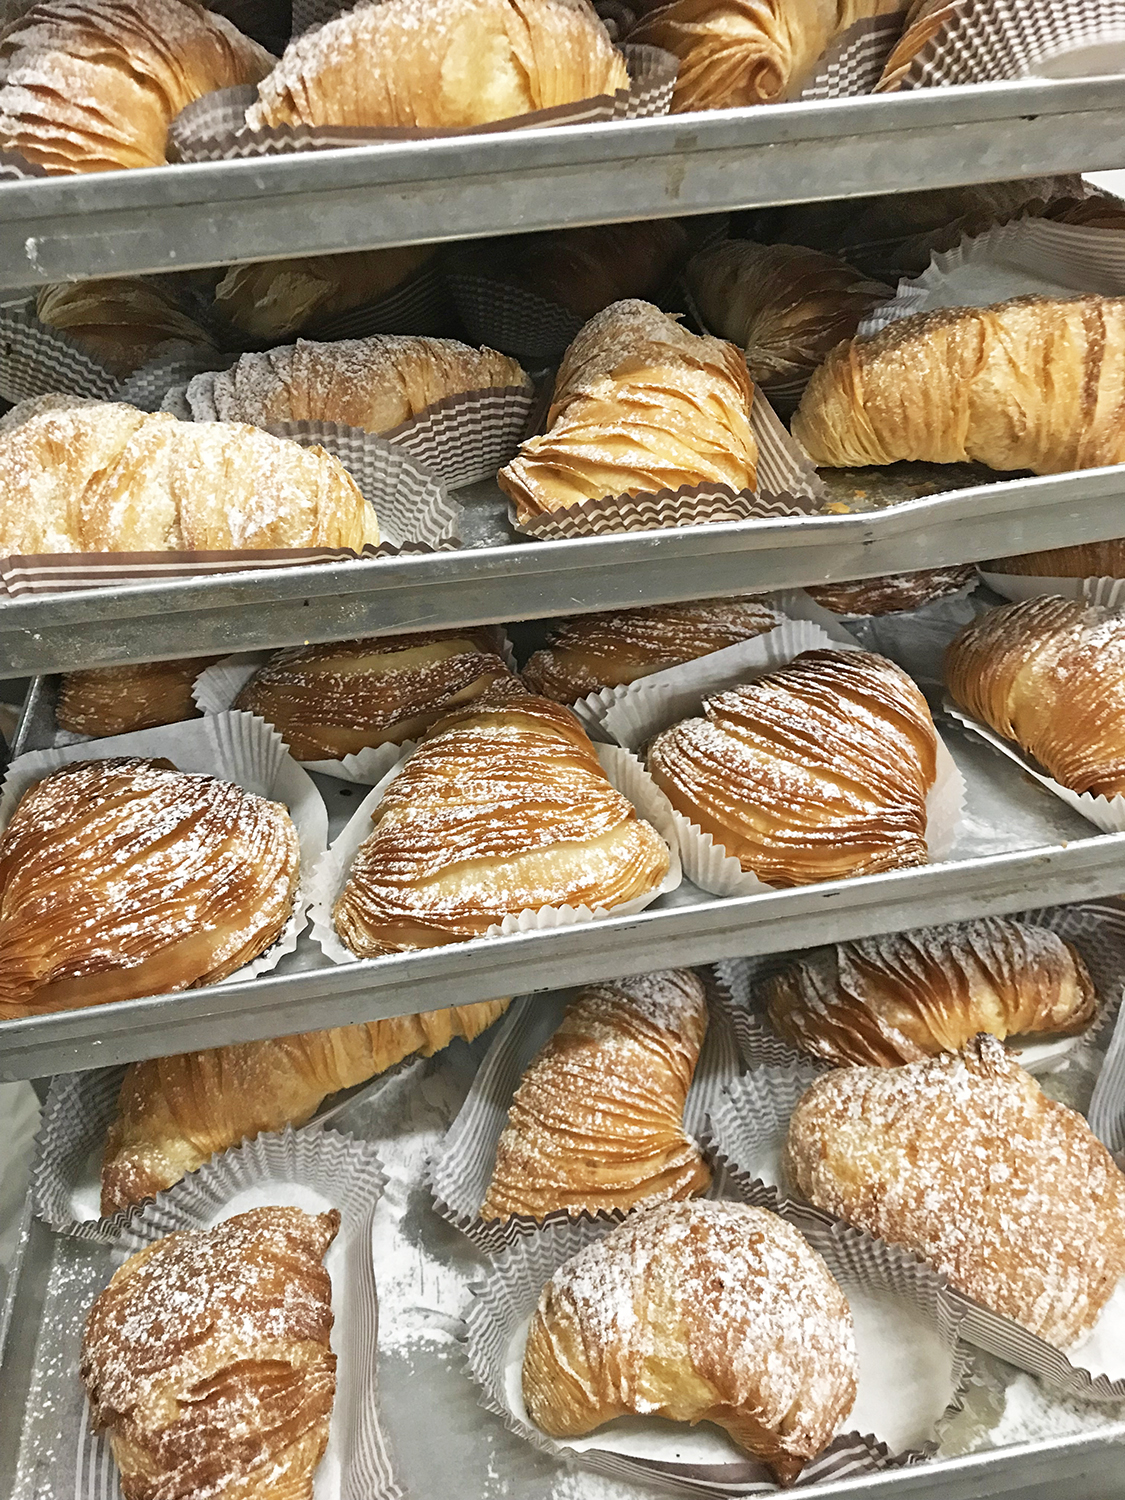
[979,571,1125,609]
[809,583,983,685]
[0,711,328,986]
[427,968,742,1254]
[307,741,681,964]
[73,1127,400,1500]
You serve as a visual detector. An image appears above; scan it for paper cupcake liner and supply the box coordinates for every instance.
[426,967,742,1254]
[307,261,454,343]
[799,4,910,99]
[0,148,46,180]
[167,46,677,163]
[445,274,586,366]
[461,1190,977,1494]
[306,741,681,964]
[72,1126,400,1500]
[979,572,1125,609]
[709,1067,1125,1404]
[290,0,344,34]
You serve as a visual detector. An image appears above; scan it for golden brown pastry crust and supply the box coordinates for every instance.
[765,916,1097,1067]
[648,648,939,886]
[35,279,217,379]
[985,540,1125,579]
[246,0,628,131]
[786,1035,1125,1347]
[81,1206,338,1500]
[522,1199,857,1482]
[498,299,757,519]
[101,1000,511,1213]
[0,757,300,1018]
[0,0,273,174]
[945,595,1125,799]
[792,295,1125,475]
[805,565,976,616]
[234,629,515,760]
[0,403,378,556]
[56,658,219,738]
[482,970,711,1220]
[522,596,781,701]
[332,682,671,954]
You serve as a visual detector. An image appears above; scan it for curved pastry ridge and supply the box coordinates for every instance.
[57,657,219,737]
[986,539,1125,580]
[806,564,975,617]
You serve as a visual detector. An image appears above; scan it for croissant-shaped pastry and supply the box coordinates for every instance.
[101,1000,511,1213]
[56,658,219,738]
[203,336,531,436]
[82,1206,338,1500]
[0,0,273,174]
[985,540,1125,580]
[498,300,757,520]
[945,596,1125,799]
[246,0,628,132]
[0,757,300,1018]
[234,629,515,760]
[792,296,1125,475]
[765,916,1097,1067]
[805,564,976,616]
[0,403,378,556]
[648,649,939,886]
[35,278,218,380]
[786,1035,1125,1347]
[482,970,710,1220]
[523,1199,858,1482]
[332,680,671,954]
[522,595,782,701]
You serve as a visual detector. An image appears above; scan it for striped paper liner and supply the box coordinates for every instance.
[445,274,587,367]
[799,5,911,99]
[427,967,742,1254]
[0,148,46,179]
[306,262,454,343]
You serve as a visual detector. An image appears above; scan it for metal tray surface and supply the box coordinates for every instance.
[2,77,1125,290]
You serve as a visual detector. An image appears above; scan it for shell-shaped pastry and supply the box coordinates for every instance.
[35,278,218,379]
[945,595,1125,798]
[332,682,671,954]
[764,916,1097,1067]
[246,0,628,131]
[805,565,975,617]
[522,1198,858,1483]
[647,649,938,886]
[986,539,1125,580]
[0,757,300,1018]
[81,1207,338,1500]
[234,629,515,760]
[522,595,781,702]
[497,299,757,519]
[481,970,711,1220]
[785,1035,1125,1348]
[57,658,219,738]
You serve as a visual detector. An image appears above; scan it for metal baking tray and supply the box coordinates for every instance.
[2,77,1125,290]
[3,674,1125,1080]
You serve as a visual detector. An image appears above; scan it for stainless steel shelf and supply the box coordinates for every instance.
[2,77,1125,290]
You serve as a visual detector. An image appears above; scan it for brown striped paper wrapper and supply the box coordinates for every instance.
[426,968,742,1255]
[0,148,46,180]
[445,274,587,367]
[799,3,911,99]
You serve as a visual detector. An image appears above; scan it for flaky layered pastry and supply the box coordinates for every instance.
[235,629,515,760]
[35,278,218,379]
[648,649,939,886]
[0,0,273,174]
[792,296,1125,474]
[945,596,1125,799]
[205,335,530,436]
[805,564,976,617]
[56,658,219,738]
[82,1206,337,1500]
[101,1000,511,1212]
[986,539,1125,579]
[498,299,757,519]
[523,1199,857,1482]
[522,595,782,701]
[0,403,378,556]
[0,390,101,437]
[0,757,300,1018]
[765,916,1097,1067]
[786,1035,1125,1347]
[482,970,711,1220]
[332,681,671,954]
[245,0,627,132]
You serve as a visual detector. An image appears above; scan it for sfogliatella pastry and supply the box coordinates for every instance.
[0,757,299,1018]
[805,564,976,617]
[523,1199,857,1482]
[332,680,671,954]
[522,595,782,701]
[101,1000,511,1212]
[648,649,939,886]
[82,1207,338,1500]
[498,300,757,521]
[35,278,218,380]
[203,336,531,435]
[56,658,219,738]
[245,0,628,132]
[0,0,273,174]
[481,970,711,1220]
[765,916,1097,1067]
[792,296,1125,475]
[234,629,515,760]
[0,391,102,438]
[945,596,1125,799]
[786,1034,1125,1347]
[985,539,1125,580]
[0,403,378,556]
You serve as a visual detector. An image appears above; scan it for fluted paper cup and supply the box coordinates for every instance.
[979,573,1125,610]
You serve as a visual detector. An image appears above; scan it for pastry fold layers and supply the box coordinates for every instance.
[986,539,1125,579]
[805,564,975,617]
[35,278,218,379]
[57,658,218,738]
